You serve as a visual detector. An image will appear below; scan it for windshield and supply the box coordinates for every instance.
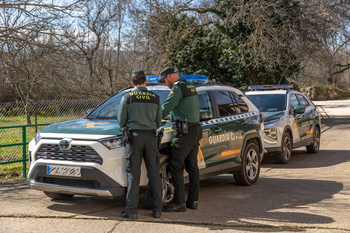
[86,90,170,119]
[246,94,287,112]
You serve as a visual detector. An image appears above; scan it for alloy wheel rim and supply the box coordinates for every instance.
[160,163,174,204]
[245,148,259,180]
[283,136,291,160]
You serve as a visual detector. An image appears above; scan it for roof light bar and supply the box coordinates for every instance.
[146,74,209,85]
[145,75,162,85]
[248,84,293,91]
[179,75,209,84]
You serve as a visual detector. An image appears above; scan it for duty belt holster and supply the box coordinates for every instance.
[121,127,132,146]
[173,121,188,135]
[157,128,164,149]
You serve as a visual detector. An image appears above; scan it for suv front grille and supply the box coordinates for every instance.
[37,176,100,188]
[35,144,103,165]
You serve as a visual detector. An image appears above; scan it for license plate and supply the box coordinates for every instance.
[47,165,81,177]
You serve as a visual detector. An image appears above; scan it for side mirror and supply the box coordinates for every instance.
[289,105,294,115]
[294,106,305,115]
[200,110,213,121]
[86,109,94,115]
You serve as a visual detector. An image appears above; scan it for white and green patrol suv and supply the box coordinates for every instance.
[245,84,321,164]
[27,75,265,205]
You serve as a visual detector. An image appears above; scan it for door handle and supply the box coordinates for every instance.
[213,128,222,133]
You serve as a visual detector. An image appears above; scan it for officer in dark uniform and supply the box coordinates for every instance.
[160,67,203,212]
[118,70,163,219]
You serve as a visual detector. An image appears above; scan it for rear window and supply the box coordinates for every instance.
[246,94,286,112]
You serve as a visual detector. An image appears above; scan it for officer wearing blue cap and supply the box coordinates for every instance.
[118,70,163,219]
[160,67,202,212]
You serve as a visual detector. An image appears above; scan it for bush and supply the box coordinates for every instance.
[301,85,350,100]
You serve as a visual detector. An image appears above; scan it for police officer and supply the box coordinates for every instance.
[118,70,163,219]
[160,67,203,212]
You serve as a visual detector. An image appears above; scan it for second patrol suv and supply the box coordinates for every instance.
[27,75,265,206]
[246,84,321,164]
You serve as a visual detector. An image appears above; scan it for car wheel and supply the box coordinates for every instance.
[306,127,320,153]
[274,132,292,164]
[234,142,260,186]
[43,191,74,200]
[142,155,174,209]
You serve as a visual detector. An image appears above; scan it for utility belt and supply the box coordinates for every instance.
[131,129,156,133]
[122,127,163,148]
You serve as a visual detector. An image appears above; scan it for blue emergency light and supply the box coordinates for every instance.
[180,75,209,84]
[248,84,293,91]
[146,74,209,85]
[146,75,162,85]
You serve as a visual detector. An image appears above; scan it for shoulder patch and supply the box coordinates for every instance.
[170,86,176,94]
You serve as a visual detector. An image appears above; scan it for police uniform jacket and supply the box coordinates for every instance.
[118,86,162,130]
[162,77,200,123]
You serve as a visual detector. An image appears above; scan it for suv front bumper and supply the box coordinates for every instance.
[27,164,127,197]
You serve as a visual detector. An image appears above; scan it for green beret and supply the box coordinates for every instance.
[160,67,176,79]
[131,70,145,79]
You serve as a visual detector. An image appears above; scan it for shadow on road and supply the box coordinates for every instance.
[321,117,350,133]
[33,175,343,232]
[261,149,350,169]
[0,172,345,232]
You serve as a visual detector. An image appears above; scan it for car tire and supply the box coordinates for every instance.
[274,132,292,164]
[142,155,174,209]
[43,191,75,200]
[234,142,260,186]
[306,127,320,153]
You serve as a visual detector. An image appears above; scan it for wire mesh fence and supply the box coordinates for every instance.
[0,99,104,179]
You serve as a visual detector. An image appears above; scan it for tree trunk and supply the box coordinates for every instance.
[24,101,32,125]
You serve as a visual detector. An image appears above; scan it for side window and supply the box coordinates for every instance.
[231,92,248,113]
[211,91,237,117]
[230,93,241,114]
[297,94,309,107]
[290,94,299,108]
[198,91,213,121]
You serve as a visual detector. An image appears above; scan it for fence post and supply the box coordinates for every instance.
[22,126,27,178]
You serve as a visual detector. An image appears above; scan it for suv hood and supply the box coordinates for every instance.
[39,118,122,135]
[262,111,285,122]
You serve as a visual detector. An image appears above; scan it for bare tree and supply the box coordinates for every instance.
[0,0,81,122]
[64,0,131,97]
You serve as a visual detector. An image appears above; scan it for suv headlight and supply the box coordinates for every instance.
[264,128,277,139]
[35,132,41,145]
[99,136,123,149]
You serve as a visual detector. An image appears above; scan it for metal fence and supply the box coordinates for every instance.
[0,99,104,179]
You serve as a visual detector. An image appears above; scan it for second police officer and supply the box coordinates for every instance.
[160,67,203,212]
[117,70,163,219]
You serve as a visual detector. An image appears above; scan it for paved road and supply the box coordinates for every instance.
[313,98,350,117]
[1,100,350,233]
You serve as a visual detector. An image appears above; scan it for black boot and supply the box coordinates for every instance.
[162,203,186,212]
[120,211,138,220]
[186,201,198,210]
[152,211,162,218]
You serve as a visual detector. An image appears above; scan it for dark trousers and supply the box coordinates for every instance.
[124,131,162,214]
[169,123,203,204]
